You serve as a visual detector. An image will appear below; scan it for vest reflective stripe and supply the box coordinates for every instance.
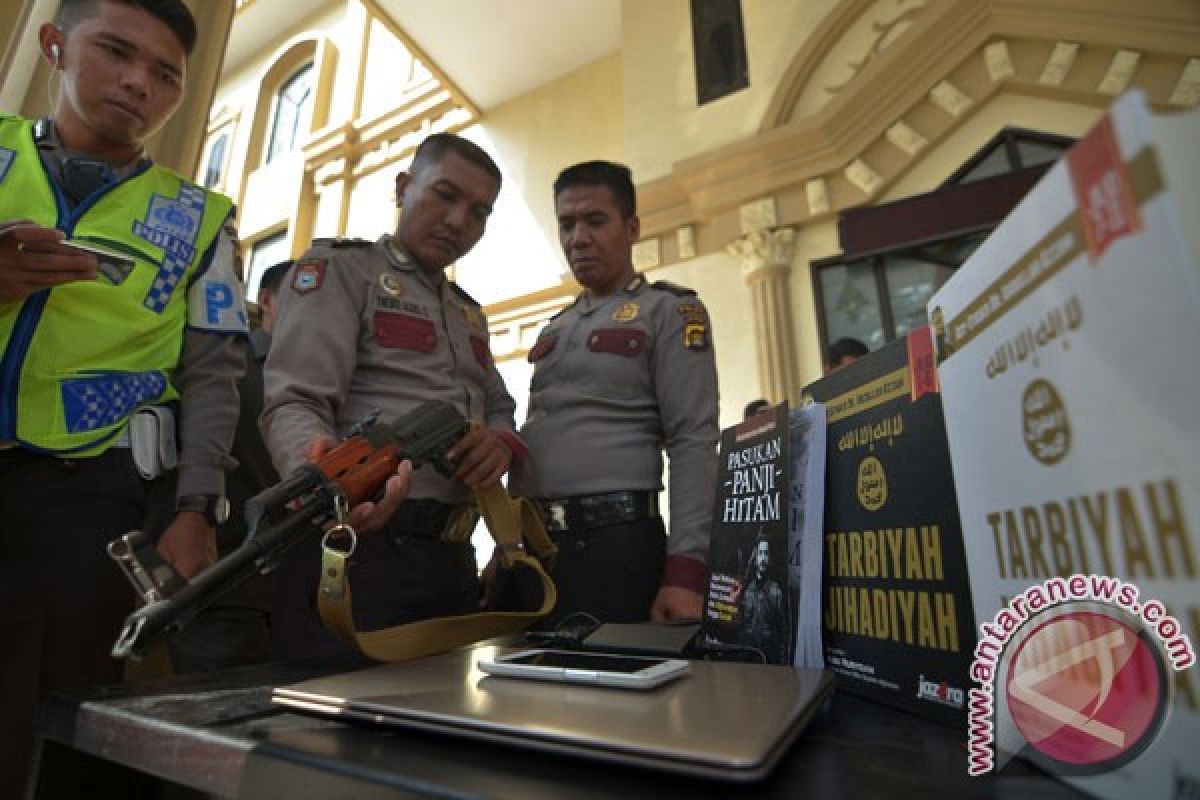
[0,115,234,455]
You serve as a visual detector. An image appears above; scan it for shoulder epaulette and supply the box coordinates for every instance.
[312,237,372,249]
[449,282,480,307]
[547,295,582,322]
[650,280,697,297]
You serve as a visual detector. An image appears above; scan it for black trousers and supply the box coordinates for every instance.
[142,472,273,675]
[540,516,667,629]
[0,447,147,799]
[271,524,480,661]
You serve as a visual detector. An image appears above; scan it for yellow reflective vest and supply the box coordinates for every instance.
[0,115,234,455]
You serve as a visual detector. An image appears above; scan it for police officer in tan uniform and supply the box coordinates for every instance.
[509,161,719,625]
[262,133,524,658]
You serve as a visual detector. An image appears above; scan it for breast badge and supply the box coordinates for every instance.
[612,302,640,323]
[378,273,404,297]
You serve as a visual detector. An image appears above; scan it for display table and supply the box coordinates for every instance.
[30,648,1083,800]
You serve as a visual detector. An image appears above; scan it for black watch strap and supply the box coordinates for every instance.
[176,494,230,526]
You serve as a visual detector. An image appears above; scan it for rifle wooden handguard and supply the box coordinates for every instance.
[316,439,401,507]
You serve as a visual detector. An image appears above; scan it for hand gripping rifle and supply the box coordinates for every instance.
[108,399,469,659]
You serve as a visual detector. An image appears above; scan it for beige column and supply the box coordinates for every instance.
[726,227,801,407]
[0,0,58,115]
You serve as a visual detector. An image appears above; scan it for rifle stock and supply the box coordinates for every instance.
[110,400,469,658]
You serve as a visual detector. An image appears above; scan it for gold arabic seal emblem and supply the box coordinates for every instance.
[1022,378,1070,466]
[856,455,888,512]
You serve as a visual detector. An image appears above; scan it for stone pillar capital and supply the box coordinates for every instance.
[729,225,801,408]
[726,226,797,280]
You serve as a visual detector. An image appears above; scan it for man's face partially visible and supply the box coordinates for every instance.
[394,150,499,272]
[51,1,187,153]
[824,353,861,375]
[754,541,770,577]
[556,185,638,297]
[258,287,279,335]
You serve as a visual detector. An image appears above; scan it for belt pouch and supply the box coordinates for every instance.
[130,406,178,480]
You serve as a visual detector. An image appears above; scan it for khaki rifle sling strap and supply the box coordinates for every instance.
[317,483,558,662]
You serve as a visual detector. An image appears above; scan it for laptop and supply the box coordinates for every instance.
[272,643,833,782]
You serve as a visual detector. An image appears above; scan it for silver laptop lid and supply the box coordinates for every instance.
[273,645,833,782]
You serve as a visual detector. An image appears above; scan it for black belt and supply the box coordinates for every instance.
[537,491,659,533]
[386,498,475,543]
[0,446,63,464]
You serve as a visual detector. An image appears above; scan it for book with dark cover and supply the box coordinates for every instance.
[805,327,976,726]
[700,404,793,664]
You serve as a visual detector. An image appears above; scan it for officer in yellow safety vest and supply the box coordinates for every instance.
[0,2,248,794]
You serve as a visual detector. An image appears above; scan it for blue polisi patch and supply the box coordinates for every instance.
[133,185,205,313]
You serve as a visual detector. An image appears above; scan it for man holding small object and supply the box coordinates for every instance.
[262,132,524,658]
[57,239,136,284]
[0,1,247,793]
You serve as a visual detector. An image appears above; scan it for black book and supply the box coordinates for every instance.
[701,404,793,665]
[805,327,977,726]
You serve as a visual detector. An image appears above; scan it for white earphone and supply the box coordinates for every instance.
[46,43,63,107]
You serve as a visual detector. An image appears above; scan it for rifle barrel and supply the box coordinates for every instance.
[112,496,323,658]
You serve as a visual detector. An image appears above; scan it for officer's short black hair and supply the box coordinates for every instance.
[410,133,502,188]
[56,0,198,55]
[554,161,637,220]
[827,337,869,366]
[258,260,293,296]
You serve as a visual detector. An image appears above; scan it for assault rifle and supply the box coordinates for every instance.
[108,399,469,658]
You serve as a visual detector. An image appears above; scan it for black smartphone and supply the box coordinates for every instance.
[63,240,136,285]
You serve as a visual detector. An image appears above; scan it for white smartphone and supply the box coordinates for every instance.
[63,239,136,285]
[477,649,691,690]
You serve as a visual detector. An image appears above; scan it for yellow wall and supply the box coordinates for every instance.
[456,53,625,305]
[621,0,838,182]
[462,47,781,425]
[644,252,761,429]
[194,0,1198,420]
[882,93,1104,202]
[790,220,842,387]
[207,3,349,248]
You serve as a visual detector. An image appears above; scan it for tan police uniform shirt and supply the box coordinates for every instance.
[261,235,517,503]
[510,275,719,588]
